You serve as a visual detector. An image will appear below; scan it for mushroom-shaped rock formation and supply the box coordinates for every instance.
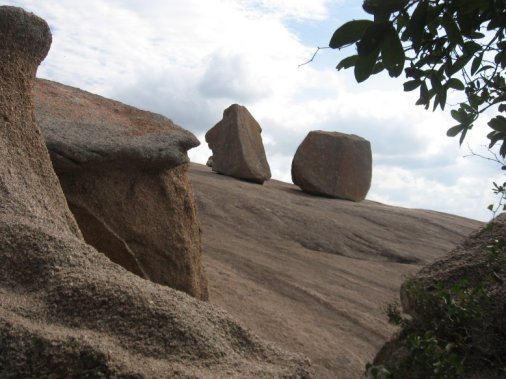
[205,104,271,184]
[291,130,372,201]
[35,79,208,300]
[39,79,200,173]
[0,6,311,378]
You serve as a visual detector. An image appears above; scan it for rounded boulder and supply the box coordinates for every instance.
[291,130,372,201]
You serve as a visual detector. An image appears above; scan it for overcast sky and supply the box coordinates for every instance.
[7,0,504,221]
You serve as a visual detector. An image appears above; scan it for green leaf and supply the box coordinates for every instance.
[426,4,442,35]
[451,109,466,124]
[404,66,420,79]
[371,61,385,75]
[329,20,374,49]
[476,64,494,75]
[489,13,506,30]
[456,8,473,36]
[468,93,484,109]
[461,103,476,113]
[354,48,381,82]
[447,125,464,137]
[433,87,447,111]
[498,52,506,68]
[469,31,485,39]
[449,54,472,75]
[463,41,481,55]
[489,116,506,132]
[406,1,428,51]
[438,88,447,110]
[459,127,469,145]
[470,53,483,75]
[430,72,442,91]
[404,80,421,91]
[442,12,464,46]
[381,25,405,77]
[363,0,409,16]
[494,51,504,65]
[357,22,389,57]
[416,81,429,107]
[447,78,465,90]
[396,11,409,32]
[336,55,358,70]
[487,130,503,147]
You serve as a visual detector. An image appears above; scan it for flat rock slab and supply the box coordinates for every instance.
[291,131,372,201]
[205,104,271,183]
[34,79,200,172]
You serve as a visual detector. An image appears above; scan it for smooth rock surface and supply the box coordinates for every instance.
[205,104,271,183]
[36,79,200,173]
[0,6,311,378]
[35,79,209,300]
[291,130,372,201]
[189,162,482,379]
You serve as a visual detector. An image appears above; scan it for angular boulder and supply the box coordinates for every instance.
[0,6,311,378]
[291,131,372,201]
[205,104,271,183]
[34,78,208,301]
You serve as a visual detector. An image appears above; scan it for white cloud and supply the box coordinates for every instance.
[199,50,273,102]
[5,0,503,221]
[239,0,332,20]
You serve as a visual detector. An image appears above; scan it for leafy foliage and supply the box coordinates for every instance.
[466,146,506,218]
[366,236,506,378]
[367,280,491,378]
[329,0,506,156]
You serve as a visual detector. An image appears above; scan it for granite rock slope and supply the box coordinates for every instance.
[189,163,482,378]
[0,6,311,378]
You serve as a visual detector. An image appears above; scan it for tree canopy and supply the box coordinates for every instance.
[329,0,506,157]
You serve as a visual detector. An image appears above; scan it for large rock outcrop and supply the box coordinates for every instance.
[0,6,311,378]
[34,79,208,300]
[205,104,271,183]
[291,131,372,201]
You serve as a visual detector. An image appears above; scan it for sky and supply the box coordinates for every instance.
[5,0,504,221]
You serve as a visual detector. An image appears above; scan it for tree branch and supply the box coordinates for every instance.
[298,47,330,68]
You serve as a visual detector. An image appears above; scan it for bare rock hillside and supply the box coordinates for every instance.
[190,163,482,378]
